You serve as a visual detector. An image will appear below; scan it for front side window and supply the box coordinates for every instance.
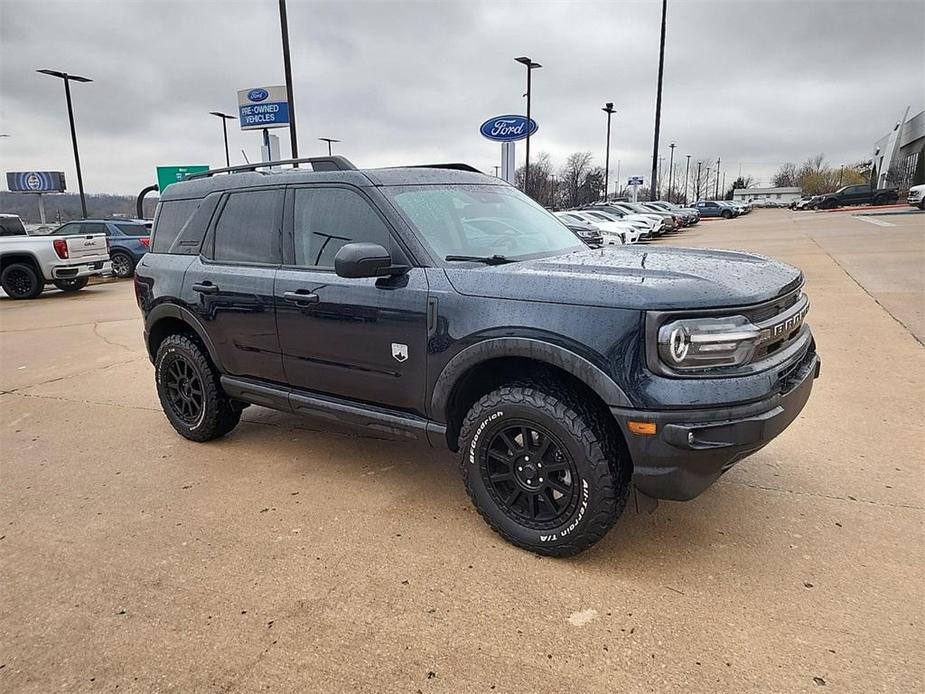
[383,184,582,262]
[80,222,107,235]
[292,187,390,268]
[212,190,280,264]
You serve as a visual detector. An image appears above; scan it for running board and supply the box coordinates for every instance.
[220,376,448,447]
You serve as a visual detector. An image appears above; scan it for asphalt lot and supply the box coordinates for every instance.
[1,208,923,692]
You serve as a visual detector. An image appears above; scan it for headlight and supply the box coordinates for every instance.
[657,315,761,370]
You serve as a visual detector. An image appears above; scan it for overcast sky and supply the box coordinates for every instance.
[1,0,923,195]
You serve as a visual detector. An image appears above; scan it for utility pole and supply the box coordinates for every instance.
[278,0,299,163]
[649,0,668,201]
[667,142,676,202]
[515,56,542,197]
[602,102,616,201]
[38,69,91,218]
[683,154,691,204]
[715,157,721,199]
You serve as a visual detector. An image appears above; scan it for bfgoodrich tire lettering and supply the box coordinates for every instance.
[459,382,630,557]
[155,333,241,442]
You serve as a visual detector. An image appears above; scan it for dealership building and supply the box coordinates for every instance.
[732,187,802,203]
[873,108,924,189]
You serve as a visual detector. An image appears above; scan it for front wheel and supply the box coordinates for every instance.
[53,277,89,292]
[458,382,630,557]
[721,209,732,219]
[155,334,242,442]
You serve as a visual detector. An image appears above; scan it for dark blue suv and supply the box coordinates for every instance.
[51,219,150,277]
[135,157,819,557]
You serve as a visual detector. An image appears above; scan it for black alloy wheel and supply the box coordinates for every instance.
[1,263,42,299]
[163,353,205,426]
[482,422,580,528]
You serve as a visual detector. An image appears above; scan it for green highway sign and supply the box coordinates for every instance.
[156,165,209,192]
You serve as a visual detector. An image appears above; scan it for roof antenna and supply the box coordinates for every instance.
[241,149,250,164]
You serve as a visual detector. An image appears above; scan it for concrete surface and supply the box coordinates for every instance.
[1,209,923,693]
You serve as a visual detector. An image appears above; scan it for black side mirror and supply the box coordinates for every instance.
[334,242,408,279]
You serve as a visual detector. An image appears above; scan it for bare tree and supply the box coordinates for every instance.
[772,162,798,188]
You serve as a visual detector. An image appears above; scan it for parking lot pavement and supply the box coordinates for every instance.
[1,208,922,693]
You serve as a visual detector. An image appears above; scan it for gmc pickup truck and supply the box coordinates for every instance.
[0,223,110,299]
[136,156,820,557]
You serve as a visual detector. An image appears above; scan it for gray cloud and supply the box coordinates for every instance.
[1,0,922,195]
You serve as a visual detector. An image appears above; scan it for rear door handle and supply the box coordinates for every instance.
[192,282,219,295]
[283,290,319,305]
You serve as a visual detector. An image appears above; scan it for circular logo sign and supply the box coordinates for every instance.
[247,88,269,102]
[479,115,538,142]
[25,172,43,190]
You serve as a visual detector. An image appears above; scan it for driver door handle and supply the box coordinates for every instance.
[283,290,320,305]
[192,282,219,295]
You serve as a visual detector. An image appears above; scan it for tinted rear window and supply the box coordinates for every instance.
[0,218,27,236]
[212,190,281,264]
[115,223,148,236]
[152,199,200,253]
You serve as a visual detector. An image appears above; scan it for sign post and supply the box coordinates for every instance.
[479,115,539,186]
[627,176,645,202]
[238,86,290,163]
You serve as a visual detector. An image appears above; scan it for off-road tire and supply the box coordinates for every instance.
[155,333,241,442]
[1,262,43,299]
[458,381,630,557]
[53,277,89,292]
[110,251,135,278]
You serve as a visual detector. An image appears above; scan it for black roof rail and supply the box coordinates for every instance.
[408,163,483,173]
[185,155,357,180]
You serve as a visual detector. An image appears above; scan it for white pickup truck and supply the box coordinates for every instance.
[0,216,110,299]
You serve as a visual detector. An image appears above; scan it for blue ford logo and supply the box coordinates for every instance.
[479,114,538,142]
[248,88,269,102]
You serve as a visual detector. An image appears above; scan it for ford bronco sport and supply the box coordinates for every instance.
[135,156,820,557]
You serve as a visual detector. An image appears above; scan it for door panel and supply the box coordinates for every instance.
[182,257,284,382]
[275,268,429,413]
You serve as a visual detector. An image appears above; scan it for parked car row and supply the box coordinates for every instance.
[554,201,701,247]
[691,199,752,218]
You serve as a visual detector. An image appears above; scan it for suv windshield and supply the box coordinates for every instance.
[383,184,583,262]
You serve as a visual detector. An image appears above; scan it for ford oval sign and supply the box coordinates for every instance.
[247,88,269,102]
[479,114,538,142]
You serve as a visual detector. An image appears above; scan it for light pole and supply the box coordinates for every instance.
[318,137,340,155]
[37,69,91,218]
[715,157,721,199]
[515,56,541,197]
[649,0,668,200]
[695,160,702,200]
[278,0,299,163]
[602,102,616,201]
[667,142,676,201]
[209,112,235,167]
[683,154,691,204]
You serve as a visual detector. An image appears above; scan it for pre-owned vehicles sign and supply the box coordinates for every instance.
[237,86,290,130]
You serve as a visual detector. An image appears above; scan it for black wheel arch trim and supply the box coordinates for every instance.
[144,303,224,370]
[430,337,633,421]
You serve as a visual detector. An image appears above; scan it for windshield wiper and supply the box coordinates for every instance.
[445,254,515,265]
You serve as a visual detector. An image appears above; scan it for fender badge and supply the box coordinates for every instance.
[391,343,408,363]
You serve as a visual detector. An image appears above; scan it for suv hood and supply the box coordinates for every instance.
[444,246,802,311]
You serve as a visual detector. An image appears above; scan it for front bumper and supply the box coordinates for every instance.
[612,349,820,501]
[908,193,923,206]
[51,258,110,279]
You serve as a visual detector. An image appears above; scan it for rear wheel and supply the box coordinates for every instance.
[155,334,241,441]
[53,277,89,292]
[1,263,43,300]
[458,381,630,557]
[110,251,135,278]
